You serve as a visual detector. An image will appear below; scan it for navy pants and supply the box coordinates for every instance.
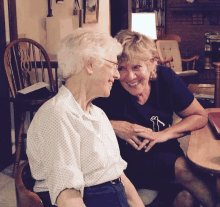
[37,181,129,207]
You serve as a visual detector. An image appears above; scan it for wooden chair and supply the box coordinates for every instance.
[4,38,57,177]
[213,62,220,107]
[15,160,43,207]
[157,34,181,43]
[156,40,199,77]
[187,63,220,108]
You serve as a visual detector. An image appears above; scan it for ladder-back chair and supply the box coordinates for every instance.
[4,38,57,177]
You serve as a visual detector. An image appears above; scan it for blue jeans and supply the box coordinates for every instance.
[84,181,129,207]
[37,181,129,207]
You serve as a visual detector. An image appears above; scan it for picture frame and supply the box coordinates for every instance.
[83,0,99,24]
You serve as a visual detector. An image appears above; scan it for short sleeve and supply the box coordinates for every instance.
[163,67,194,112]
[27,106,85,205]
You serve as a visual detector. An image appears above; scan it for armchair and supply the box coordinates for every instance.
[156,40,199,77]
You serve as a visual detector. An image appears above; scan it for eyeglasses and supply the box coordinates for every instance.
[102,58,119,71]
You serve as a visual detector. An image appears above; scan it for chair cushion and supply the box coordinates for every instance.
[176,70,198,77]
[137,189,158,205]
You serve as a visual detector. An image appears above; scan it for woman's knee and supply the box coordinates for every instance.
[173,190,198,207]
[174,157,195,184]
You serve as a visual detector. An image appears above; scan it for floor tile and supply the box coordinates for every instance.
[0,179,16,207]
[0,173,11,189]
[0,201,16,207]
[1,164,13,178]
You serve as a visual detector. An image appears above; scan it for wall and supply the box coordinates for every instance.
[166,0,220,71]
[5,0,110,55]
[3,0,110,154]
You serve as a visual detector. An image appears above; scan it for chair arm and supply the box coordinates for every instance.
[182,55,199,62]
[213,62,220,68]
[182,55,199,71]
[158,56,173,65]
[15,161,43,207]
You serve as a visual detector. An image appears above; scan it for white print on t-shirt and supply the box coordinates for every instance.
[150,116,165,132]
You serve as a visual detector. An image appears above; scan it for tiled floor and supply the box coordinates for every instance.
[0,164,16,207]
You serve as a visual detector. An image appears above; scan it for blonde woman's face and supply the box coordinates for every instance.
[118,60,152,96]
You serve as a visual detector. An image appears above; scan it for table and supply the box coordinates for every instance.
[188,83,214,100]
[187,108,220,196]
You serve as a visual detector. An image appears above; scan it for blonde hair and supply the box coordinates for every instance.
[115,30,159,80]
[57,28,122,81]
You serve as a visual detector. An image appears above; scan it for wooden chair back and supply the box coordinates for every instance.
[4,38,56,99]
[156,40,199,77]
[14,160,43,207]
[156,40,183,73]
[158,34,181,43]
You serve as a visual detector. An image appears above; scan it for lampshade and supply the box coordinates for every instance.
[131,12,157,40]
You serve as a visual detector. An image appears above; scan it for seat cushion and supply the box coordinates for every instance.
[176,70,198,77]
[137,189,158,205]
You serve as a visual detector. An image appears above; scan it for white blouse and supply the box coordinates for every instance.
[26,85,127,206]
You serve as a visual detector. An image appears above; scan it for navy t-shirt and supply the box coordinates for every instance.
[93,65,194,156]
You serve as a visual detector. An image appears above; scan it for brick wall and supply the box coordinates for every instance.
[166,0,220,71]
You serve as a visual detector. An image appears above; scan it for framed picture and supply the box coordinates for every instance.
[83,0,99,24]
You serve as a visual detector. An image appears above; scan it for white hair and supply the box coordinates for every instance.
[56,28,122,81]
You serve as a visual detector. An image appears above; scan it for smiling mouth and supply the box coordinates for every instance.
[127,80,141,87]
[109,81,113,88]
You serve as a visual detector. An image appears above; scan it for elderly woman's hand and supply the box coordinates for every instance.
[110,121,155,150]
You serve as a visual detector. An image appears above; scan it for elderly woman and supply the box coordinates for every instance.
[26,28,145,207]
[93,30,217,207]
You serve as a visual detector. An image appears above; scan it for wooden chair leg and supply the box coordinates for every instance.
[213,62,220,108]
[13,111,26,178]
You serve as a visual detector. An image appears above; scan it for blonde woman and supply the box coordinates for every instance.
[94,30,217,207]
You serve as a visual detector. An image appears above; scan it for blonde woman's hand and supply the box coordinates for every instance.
[110,121,155,150]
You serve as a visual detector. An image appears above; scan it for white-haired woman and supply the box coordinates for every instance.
[94,30,217,207]
[26,28,145,207]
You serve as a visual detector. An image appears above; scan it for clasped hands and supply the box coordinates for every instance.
[116,121,168,152]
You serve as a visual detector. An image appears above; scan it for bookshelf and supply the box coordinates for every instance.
[131,0,166,37]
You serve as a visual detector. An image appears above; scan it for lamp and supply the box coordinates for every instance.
[56,0,64,3]
[131,12,157,40]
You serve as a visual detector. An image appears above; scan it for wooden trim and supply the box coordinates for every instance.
[8,0,18,41]
[0,0,13,171]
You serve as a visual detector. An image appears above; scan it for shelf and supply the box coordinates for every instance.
[132,7,164,13]
[132,8,155,12]
[169,3,220,12]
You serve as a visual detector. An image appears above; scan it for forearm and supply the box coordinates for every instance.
[110,120,127,137]
[161,113,208,140]
[121,173,145,207]
[57,188,86,207]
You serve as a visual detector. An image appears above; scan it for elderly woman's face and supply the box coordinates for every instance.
[94,57,120,98]
[118,60,152,96]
